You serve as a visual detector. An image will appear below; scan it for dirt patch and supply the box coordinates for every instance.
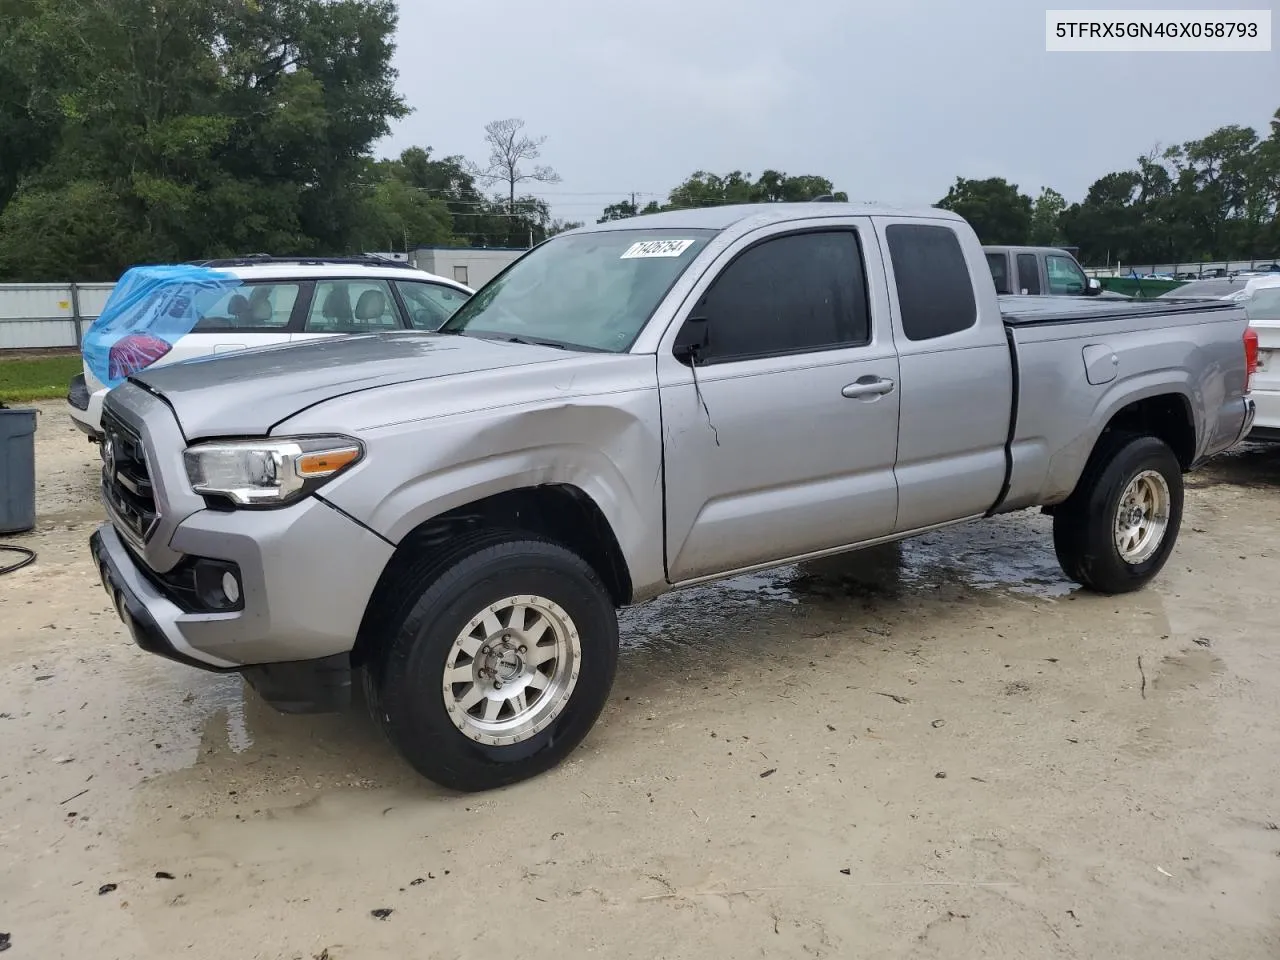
[2,403,1279,959]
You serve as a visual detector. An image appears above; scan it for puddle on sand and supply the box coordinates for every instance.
[621,511,1074,652]
[124,513,1072,774]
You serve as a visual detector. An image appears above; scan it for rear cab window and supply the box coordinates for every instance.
[986,253,1011,294]
[885,224,977,341]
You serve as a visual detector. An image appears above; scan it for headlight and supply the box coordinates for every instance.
[183,436,363,507]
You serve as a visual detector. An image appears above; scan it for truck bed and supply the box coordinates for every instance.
[996,294,1250,516]
[999,294,1239,326]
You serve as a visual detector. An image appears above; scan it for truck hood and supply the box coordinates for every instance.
[128,331,568,438]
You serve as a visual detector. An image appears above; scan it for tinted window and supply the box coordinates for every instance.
[687,230,870,364]
[307,279,400,332]
[395,280,469,331]
[193,282,300,332]
[886,224,976,341]
[1046,255,1087,295]
[1016,253,1042,295]
[985,253,1010,294]
[439,229,715,352]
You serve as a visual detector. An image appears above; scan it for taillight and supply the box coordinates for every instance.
[1244,328,1259,392]
[108,334,172,380]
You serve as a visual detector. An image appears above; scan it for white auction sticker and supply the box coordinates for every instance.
[620,239,696,259]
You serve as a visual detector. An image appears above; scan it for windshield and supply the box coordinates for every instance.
[438,229,717,352]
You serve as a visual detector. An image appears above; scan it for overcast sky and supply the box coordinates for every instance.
[384,0,1278,224]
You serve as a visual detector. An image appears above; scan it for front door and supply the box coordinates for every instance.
[656,222,901,583]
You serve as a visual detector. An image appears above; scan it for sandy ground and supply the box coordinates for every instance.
[1,401,1279,959]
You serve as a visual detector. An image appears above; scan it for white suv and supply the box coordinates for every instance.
[68,256,474,438]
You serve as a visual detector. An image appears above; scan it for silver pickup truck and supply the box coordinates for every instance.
[89,203,1256,791]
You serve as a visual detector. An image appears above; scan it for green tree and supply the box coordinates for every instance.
[598,170,848,222]
[935,177,1033,245]
[598,199,641,223]
[0,0,407,279]
[1029,187,1067,246]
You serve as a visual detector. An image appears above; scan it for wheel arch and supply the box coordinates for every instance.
[351,484,633,669]
[1048,388,1197,511]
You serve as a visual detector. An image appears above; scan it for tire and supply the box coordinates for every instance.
[367,533,618,792]
[1053,433,1184,595]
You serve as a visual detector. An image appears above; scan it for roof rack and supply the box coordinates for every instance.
[188,254,418,269]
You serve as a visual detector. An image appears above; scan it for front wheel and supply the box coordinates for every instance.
[1053,433,1184,594]
[368,536,619,791]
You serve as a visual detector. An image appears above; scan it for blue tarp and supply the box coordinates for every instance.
[83,265,242,389]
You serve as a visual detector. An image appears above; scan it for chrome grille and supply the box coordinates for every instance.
[100,409,158,543]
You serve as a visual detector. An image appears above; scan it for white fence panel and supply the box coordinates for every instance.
[78,283,115,318]
[0,282,117,349]
[0,284,77,321]
[0,318,78,349]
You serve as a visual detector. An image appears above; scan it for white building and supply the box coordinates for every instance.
[409,247,524,289]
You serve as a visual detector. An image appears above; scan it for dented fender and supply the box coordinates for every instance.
[272,354,669,601]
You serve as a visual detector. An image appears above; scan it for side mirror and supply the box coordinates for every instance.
[673,315,710,364]
[1085,277,1102,296]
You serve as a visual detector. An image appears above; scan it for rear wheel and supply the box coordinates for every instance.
[367,535,618,791]
[1053,433,1183,594]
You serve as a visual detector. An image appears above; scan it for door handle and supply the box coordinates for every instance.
[842,377,895,399]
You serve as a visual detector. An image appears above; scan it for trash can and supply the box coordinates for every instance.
[0,405,37,535]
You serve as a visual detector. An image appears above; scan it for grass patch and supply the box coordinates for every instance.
[0,353,82,403]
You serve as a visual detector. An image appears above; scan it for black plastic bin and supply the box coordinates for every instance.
[0,405,37,534]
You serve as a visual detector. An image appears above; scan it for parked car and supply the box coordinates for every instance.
[89,204,1255,791]
[982,245,1106,297]
[1243,280,1280,441]
[67,256,473,439]
[1156,274,1280,303]
[1164,275,1280,442]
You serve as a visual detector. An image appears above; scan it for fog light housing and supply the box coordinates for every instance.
[191,560,244,611]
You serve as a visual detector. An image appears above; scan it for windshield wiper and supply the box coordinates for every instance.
[501,335,568,350]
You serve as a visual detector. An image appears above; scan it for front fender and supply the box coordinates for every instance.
[302,394,667,600]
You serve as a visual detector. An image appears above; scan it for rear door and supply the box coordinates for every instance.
[163,279,303,364]
[289,277,404,344]
[656,219,902,583]
[875,219,1014,531]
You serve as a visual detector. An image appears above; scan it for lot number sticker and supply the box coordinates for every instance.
[620,239,696,259]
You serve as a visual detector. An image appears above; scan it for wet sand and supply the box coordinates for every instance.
[1,402,1278,958]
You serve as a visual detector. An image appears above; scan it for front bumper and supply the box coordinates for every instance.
[90,494,394,668]
[91,525,233,671]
